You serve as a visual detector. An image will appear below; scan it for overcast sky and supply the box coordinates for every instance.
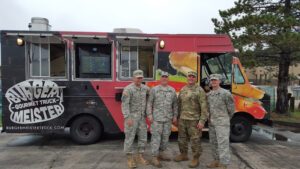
[0,0,236,34]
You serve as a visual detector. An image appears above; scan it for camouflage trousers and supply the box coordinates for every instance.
[124,118,147,154]
[178,119,202,156]
[150,120,172,156]
[209,124,230,165]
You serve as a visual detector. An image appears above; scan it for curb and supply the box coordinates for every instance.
[273,120,300,128]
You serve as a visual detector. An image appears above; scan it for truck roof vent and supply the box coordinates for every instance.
[113,28,143,33]
[28,17,51,31]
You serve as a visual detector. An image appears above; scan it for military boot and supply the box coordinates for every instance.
[219,164,227,169]
[158,151,171,161]
[188,155,200,168]
[173,152,189,162]
[136,153,149,165]
[206,159,220,168]
[126,154,137,168]
[151,156,162,168]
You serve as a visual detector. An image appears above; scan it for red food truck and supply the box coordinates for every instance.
[0,28,270,144]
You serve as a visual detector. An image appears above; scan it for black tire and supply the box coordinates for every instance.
[230,115,252,142]
[70,116,102,145]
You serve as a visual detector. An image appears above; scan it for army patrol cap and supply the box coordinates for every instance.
[209,74,221,80]
[187,71,197,77]
[133,69,144,78]
[161,71,169,77]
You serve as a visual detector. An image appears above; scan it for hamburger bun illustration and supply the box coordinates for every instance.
[169,52,197,76]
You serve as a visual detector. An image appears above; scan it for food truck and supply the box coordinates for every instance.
[0,27,270,144]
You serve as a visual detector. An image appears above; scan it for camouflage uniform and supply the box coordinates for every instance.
[177,80,208,157]
[146,84,178,156]
[207,74,235,166]
[122,82,150,154]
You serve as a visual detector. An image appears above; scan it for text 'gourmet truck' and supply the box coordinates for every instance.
[0,27,270,144]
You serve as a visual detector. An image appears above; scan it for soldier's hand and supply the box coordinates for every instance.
[149,118,153,123]
[172,118,178,127]
[172,118,177,125]
[126,119,133,127]
[197,123,204,130]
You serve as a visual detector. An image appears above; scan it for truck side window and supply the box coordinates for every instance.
[201,66,209,79]
[234,65,245,84]
[51,44,67,77]
[205,53,233,85]
[120,46,137,77]
[120,43,154,78]
[30,43,66,77]
[75,44,111,79]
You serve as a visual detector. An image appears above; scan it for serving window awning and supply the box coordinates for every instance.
[6,32,62,43]
[116,36,158,46]
[6,32,54,36]
[62,34,110,44]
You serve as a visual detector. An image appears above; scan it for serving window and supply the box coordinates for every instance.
[62,35,113,80]
[24,35,67,79]
[75,44,111,79]
[118,37,157,79]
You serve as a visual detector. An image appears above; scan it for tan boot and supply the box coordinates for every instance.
[151,156,162,168]
[126,154,137,168]
[136,153,149,165]
[206,159,220,168]
[158,151,171,161]
[173,152,189,162]
[188,155,200,168]
[219,164,227,169]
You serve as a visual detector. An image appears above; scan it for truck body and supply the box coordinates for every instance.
[0,30,270,144]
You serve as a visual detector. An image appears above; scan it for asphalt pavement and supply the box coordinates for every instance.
[0,124,299,169]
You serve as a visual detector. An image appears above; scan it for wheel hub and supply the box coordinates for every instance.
[79,122,94,136]
[232,123,245,135]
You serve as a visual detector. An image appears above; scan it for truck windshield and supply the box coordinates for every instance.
[206,53,233,85]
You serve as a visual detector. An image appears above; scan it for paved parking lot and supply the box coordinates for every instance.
[0,125,299,169]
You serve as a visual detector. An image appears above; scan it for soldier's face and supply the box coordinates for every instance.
[133,76,143,86]
[210,79,221,87]
[187,75,197,85]
[160,76,169,86]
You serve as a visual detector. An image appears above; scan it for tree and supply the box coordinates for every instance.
[212,0,300,114]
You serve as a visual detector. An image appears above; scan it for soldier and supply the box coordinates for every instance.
[206,74,235,169]
[173,71,208,168]
[146,71,178,168]
[121,70,150,168]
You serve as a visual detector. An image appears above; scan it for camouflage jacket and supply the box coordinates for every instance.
[121,83,150,120]
[146,85,178,122]
[207,87,235,126]
[178,84,208,124]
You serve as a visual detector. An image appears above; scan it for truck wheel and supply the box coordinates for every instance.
[230,116,252,142]
[70,116,102,145]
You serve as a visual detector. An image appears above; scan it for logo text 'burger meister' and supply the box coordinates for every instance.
[5,80,65,124]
